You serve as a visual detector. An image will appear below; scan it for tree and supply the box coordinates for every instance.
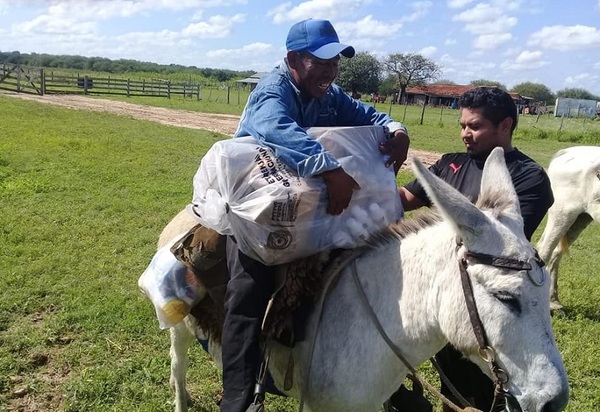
[378,74,398,96]
[337,52,382,97]
[384,53,441,103]
[556,87,600,101]
[512,82,555,104]
[433,79,456,84]
[469,79,507,90]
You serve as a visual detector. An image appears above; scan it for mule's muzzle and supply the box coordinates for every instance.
[541,388,569,412]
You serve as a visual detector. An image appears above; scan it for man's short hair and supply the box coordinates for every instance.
[459,87,518,132]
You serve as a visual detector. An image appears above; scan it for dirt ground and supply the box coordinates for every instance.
[4,91,441,168]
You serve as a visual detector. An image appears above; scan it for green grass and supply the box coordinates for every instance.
[0,94,599,411]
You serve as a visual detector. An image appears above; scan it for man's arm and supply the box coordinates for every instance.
[236,82,340,179]
[399,186,427,212]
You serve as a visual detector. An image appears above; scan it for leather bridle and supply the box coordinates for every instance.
[456,247,546,412]
[351,243,546,412]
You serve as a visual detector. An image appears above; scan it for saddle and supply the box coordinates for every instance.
[170,223,345,347]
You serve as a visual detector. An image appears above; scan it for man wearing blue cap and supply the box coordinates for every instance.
[219,18,410,412]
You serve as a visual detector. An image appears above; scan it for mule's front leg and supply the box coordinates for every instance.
[170,320,195,412]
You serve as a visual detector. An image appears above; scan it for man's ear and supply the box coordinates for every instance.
[287,51,300,70]
[499,116,513,135]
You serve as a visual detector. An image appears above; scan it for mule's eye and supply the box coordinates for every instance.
[493,291,521,314]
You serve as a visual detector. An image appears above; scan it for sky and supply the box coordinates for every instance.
[1,0,600,96]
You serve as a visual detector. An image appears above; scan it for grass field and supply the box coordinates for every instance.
[0,93,599,411]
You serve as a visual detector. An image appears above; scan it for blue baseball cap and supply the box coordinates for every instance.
[286,19,355,59]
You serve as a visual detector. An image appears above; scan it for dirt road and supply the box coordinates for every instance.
[5,92,441,168]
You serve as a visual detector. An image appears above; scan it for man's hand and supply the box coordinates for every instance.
[379,130,410,175]
[319,168,360,215]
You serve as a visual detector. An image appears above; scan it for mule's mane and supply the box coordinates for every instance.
[368,210,441,246]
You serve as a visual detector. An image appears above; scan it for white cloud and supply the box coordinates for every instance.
[400,1,433,23]
[444,38,457,45]
[267,0,372,24]
[514,50,543,64]
[182,13,245,38]
[14,15,97,35]
[563,72,600,94]
[452,3,517,50]
[500,50,549,71]
[453,4,517,35]
[45,0,247,20]
[447,0,475,8]
[335,15,403,51]
[206,42,275,59]
[564,73,599,87]
[0,0,8,15]
[473,33,512,49]
[205,42,278,71]
[528,25,600,51]
[438,53,497,81]
[594,61,600,69]
[419,45,437,57]
[337,15,402,39]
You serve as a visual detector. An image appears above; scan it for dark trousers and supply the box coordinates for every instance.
[387,344,494,412]
[435,344,495,411]
[220,237,275,412]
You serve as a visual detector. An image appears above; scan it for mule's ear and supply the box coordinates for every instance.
[478,147,522,223]
[411,156,491,241]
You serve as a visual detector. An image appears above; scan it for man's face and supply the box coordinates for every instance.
[459,107,511,158]
[289,51,340,99]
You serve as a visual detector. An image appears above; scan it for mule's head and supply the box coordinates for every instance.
[412,147,569,412]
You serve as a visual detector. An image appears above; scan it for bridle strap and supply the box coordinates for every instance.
[459,251,532,412]
[459,257,490,349]
[463,251,534,271]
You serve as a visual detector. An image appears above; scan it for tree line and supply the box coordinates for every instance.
[337,52,600,104]
[2,49,599,103]
[0,50,253,83]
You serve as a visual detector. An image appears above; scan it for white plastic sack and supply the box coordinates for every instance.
[189,125,403,265]
[138,242,201,329]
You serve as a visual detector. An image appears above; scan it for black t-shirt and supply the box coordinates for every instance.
[404,149,554,240]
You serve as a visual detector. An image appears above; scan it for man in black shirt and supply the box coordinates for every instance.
[389,87,554,411]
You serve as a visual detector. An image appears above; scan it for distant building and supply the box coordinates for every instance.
[404,84,476,106]
[236,72,269,91]
[404,84,533,110]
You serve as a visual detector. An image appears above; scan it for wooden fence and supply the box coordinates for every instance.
[0,64,246,102]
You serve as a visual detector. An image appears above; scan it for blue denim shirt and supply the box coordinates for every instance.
[235,61,407,178]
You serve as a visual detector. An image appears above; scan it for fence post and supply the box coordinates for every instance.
[227,86,230,104]
[127,79,130,97]
[197,84,200,101]
[40,69,45,95]
[419,101,426,125]
[167,81,171,99]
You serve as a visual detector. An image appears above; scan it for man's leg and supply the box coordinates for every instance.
[220,237,275,412]
[435,344,495,411]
